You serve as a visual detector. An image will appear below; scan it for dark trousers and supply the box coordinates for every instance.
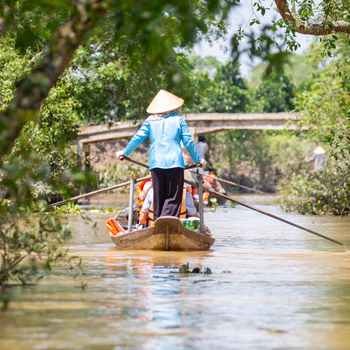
[151,167,184,221]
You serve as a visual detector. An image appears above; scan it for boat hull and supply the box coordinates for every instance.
[110,216,215,251]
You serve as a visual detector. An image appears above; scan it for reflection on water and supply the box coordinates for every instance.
[1,197,350,350]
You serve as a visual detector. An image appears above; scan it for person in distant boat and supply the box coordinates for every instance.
[204,167,225,192]
[195,135,209,160]
[137,175,152,214]
[139,170,198,226]
[116,89,206,221]
[191,135,209,195]
[204,167,216,191]
[305,146,326,171]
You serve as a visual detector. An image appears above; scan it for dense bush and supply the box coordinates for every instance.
[277,165,350,215]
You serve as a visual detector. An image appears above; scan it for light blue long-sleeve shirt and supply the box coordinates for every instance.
[123,113,201,170]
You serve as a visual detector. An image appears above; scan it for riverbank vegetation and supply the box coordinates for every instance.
[1,0,350,292]
[0,0,241,289]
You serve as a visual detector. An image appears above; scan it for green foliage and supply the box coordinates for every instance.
[0,141,91,289]
[179,262,191,274]
[0,37,31,110]
[0,0,238,290]
[188,54,221,77]
[55,203,82,214]
[0,211,84,287]
[248,1,350,55]
[178,262,212,274]
[254,70,295,113]
[277,167,349,215]
[208,131,314,192]
[248,52,322,90]
[54,204,120,214]
[295,40,350,140]
[204,267,212,274]
[281,36,350,214]
[209,197,218,210]
[209,61,250,113]
[187,60,250,113]
[0,0,237,290]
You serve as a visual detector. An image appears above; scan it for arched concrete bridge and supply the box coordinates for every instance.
[78,112,301,145]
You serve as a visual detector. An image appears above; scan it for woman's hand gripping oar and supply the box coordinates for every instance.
[184,179,348,251]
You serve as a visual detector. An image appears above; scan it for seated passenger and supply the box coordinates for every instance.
[137,175,152,214]
[139,170,198,226]
[139,186,198,226]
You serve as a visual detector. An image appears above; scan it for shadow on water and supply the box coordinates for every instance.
[1,196,350,350]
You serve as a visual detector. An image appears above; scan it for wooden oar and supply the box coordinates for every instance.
[184,179,348,250]
[119,155,201,170]
[119,156,347,250]
[48,155,199,209]
[190,170,267,195]
[48,176,151,208]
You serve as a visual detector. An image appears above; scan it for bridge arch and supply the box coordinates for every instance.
[78,112,301,145]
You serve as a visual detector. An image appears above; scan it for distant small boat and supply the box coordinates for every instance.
[110,216,215,251]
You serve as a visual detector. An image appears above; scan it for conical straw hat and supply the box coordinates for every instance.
[146,89,184,114]
[314,146,326,154]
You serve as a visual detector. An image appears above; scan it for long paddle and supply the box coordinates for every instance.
[120,156,347,250]
[48,175,151,208]
[185,179,348,250]
[48,157,200,208]
[119,155,201,170]
[190,171,267,195]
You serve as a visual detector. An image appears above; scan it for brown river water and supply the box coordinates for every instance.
[1,194,350,350]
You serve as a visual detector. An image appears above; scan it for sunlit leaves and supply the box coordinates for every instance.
[255,69,295,113]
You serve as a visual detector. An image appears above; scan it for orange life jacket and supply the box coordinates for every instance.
[203,191,209,202]
[106,218,125,235]
[147,188,187,227]
[206,172,217,190]
[138,179,152,214]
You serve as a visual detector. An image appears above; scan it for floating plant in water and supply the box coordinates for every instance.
[178,262,212,274]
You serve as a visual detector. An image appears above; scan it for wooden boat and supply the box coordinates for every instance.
[110,216,215,251]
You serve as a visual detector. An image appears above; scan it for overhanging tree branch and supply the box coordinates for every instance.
[274,0,350,35]
[0,0,110,158]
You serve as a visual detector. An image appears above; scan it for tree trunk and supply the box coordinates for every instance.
[0,0,110,158]
[274,0,350,35]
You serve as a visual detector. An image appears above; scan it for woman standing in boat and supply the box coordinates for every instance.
[116,89,206,221]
